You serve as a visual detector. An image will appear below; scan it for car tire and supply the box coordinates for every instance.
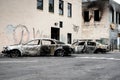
[10,50,20,58]
[55,49,64,57]
[94,48,102,54]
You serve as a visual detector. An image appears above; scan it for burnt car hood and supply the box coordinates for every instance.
[3,44,22,51]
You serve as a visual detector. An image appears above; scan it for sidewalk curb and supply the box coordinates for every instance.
[108,50,120,53]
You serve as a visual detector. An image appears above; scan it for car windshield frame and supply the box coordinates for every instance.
[55,41,65,44]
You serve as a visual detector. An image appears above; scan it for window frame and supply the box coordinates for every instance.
[49,0,54,13]
[37,0,43,10]
[59,0,64,15]
[68,3,72,17]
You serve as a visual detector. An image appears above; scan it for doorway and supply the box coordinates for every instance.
[67,33,72,44]
[51,27,60,40]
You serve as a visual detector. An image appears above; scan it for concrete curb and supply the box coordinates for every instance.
[108,50,120,54]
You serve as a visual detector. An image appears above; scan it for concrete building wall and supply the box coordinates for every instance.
[81,7,110,39]
[0,0,82,51]
[82,0,120,49]
[81,1,110,44]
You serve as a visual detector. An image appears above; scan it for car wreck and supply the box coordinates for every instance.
[72,40,109,53]
[2,38,73,57]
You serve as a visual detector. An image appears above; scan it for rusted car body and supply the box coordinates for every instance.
[72,40,109,53]
[2,38,73,57]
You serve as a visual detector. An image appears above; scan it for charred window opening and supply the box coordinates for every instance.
[37,0,43,10]
[59,0,64,15]
[49,0,54,13]
[86,0,106,21]
[67,33,72,44]
[84,11,89,22]
[94,10,100,21]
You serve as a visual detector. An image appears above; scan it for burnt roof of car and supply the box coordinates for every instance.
[31,38,56,40]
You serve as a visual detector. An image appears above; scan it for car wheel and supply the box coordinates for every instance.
[10,50,20,58]
[94,48,102,54]
[55,49,64,57]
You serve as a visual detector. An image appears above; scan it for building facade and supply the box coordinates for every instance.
[82,0,120,49]
[0,0,82,51]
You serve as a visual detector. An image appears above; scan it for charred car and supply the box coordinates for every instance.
[72,40,109,53]
[2,38,73,57]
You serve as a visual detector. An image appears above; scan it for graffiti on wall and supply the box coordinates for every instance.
[73,24,79,33]
[6,24,50,44]
[32,28,50,39]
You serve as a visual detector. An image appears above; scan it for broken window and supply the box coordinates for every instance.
[49,0,54,13]
[78,42,85,46]
[37,0,43,10]
[67,33,72,44]
[68,3,72,17]
[94,10,100,21]
[84,11,89,22]
[42,40,55,45]
[27,40,39,45]
[59,0,64,15]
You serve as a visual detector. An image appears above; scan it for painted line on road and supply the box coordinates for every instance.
[75,57,120,61]
[0,60,38,63]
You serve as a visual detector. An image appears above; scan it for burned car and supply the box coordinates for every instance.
[72,40,109,53]
[2,38,73,57]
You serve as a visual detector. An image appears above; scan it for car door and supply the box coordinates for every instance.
[40,39,56,56]
[86,41,96,53]
[22,39,41,56]
[40,39,51,55]
[73,41,85,53]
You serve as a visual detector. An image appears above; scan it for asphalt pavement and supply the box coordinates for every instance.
[0,51,120,80]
